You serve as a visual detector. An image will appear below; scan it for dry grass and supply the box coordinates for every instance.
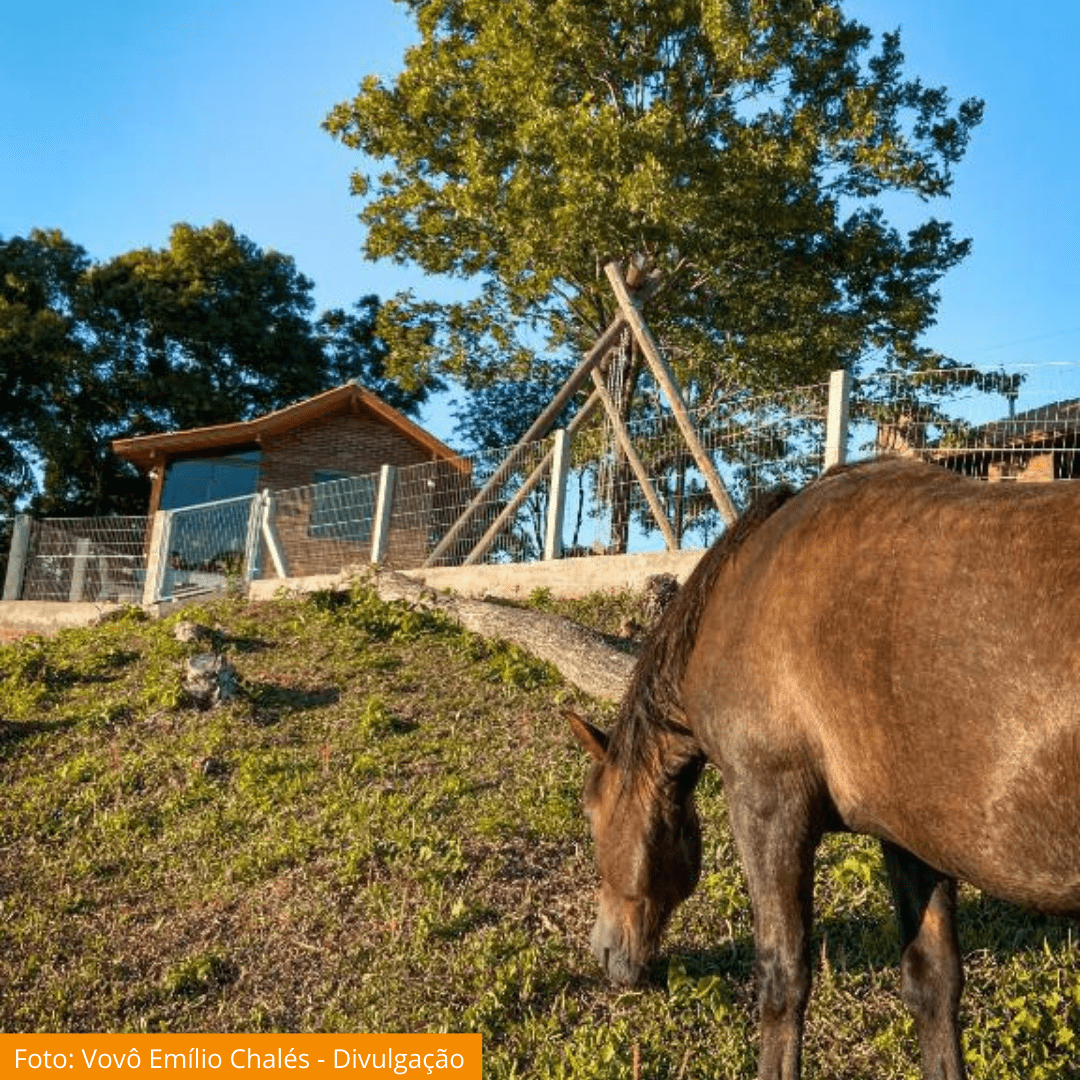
[1,585,1078,1078]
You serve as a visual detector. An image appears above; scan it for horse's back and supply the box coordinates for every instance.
[683,458,1080,913]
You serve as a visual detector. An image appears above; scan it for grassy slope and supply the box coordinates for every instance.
[1,585,1078,1078]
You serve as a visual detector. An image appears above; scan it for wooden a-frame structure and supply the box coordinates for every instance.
[424,261,738,567]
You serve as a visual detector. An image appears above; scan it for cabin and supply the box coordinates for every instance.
[111,383,471,576]
[876,398,1080,483]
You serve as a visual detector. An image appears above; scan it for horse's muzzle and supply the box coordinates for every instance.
[590,917,644,986]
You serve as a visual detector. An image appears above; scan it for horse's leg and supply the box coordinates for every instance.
[727,785,820,1080]
[881,842,965,1080]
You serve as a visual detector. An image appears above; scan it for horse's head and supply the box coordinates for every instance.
[569,710,703,986]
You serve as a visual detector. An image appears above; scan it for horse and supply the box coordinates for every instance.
[569,456,1080,1080]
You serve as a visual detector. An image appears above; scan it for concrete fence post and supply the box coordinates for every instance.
[68,537,93,603]
[371,465,397,565]
[142,510,172,607]
[825,368,852,470]
[243,493,265,584]
[3,515,32,601]
[544,428,571,561]
[260,491,289,579]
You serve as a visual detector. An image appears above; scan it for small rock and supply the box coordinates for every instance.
[174,620,213,644]
[642,573,680,623]
[183,653,237,709]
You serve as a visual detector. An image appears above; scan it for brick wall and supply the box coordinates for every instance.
[254,409,475,573]
[258,410,436,492]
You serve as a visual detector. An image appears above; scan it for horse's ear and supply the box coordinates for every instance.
[565,709,609,762]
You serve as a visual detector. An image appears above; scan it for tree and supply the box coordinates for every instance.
[317,294,442,418]
[86,221,331,434]
[325,0,983,410]
[0,222,432,516]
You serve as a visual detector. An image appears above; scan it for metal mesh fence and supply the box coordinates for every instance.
[11,363,1080,598]
[155,495,258,601]
[264,477,381,579]
[852,365,1080,484]
[560,382,830,556]
[20,516,148,603]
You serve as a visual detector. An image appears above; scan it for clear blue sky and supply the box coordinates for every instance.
[2,0,1079,439]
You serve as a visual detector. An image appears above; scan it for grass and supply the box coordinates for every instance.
[2,583,1079,1078]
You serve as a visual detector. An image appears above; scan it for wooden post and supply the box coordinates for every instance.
[142,510,172,606]
[462,391,604,566]
[370,465,397,565]
[825,368,852,470]
[68,537,92,603]
[3,515,31,601]
[425,316,627,567]
[544,429,571,561]
[590,369,679,551]
[604,262,739,527]
[260,490,289,578]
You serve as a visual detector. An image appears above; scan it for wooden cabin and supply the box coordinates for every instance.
[111,383,470,574]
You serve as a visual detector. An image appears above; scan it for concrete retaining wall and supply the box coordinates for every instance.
[1,551,708,638]
[248,549,705,603]
[0,600,125,640]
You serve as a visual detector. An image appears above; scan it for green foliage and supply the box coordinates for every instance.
[326,0,983,411]
[0,224,438,516]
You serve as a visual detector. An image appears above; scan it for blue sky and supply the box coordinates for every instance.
[2,0,1078,439]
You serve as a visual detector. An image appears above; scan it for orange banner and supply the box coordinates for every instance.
[3,1034,481,1080]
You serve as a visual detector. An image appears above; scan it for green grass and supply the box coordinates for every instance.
[1,584,1078,1078]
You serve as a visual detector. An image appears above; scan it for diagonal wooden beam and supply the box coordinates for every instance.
[425,316,627,567]
[604,262,739,526]
[590,368,679,551]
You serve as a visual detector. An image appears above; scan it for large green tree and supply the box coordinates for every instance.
[326,0,983,407]
[0,223,434,516]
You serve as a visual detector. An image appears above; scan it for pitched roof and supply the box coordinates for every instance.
[974,398,1080,448]
[111,382,461,472]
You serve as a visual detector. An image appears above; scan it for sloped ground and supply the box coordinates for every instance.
[1,585,1078,1078]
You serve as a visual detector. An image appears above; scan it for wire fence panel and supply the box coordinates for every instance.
[416,438,557,567]
[13,363,1080,600]
[265,476,382,578]
[158,495,257,601]
[558,382,830,556]
[852,365,1080,483]
[20,517,148,602]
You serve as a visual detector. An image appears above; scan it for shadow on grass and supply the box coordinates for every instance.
[660,893,1077,986]
[0,714,80,752]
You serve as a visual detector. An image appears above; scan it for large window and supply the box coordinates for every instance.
[160,451,261,510]
[308,472,378,545]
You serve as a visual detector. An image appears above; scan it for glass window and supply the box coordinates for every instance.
[309,472,378,545]
[160,450,261,510]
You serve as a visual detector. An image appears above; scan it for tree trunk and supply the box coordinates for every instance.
[372,569,635,702]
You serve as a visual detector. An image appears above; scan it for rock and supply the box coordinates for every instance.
[642,573,680,623]
[174,620,213,644]
[183,653,236,709]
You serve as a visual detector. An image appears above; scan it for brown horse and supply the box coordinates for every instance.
[570,456,1080,1080]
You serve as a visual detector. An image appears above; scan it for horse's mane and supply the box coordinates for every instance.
[607,482,800,788]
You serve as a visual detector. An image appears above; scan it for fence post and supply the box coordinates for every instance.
[825,368,852,470]
[370,465,397,565]
[260,491,289,579]
[68,537,92,603]
[544,429,571,561]
[142,510,172,607]
[3,515,31,601]
[243,493,265,585]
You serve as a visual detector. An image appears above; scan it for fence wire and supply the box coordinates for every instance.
[853,366,1080,483]
[157,495,257,601]
[11,363,1080,599]
[20,517,148,603]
